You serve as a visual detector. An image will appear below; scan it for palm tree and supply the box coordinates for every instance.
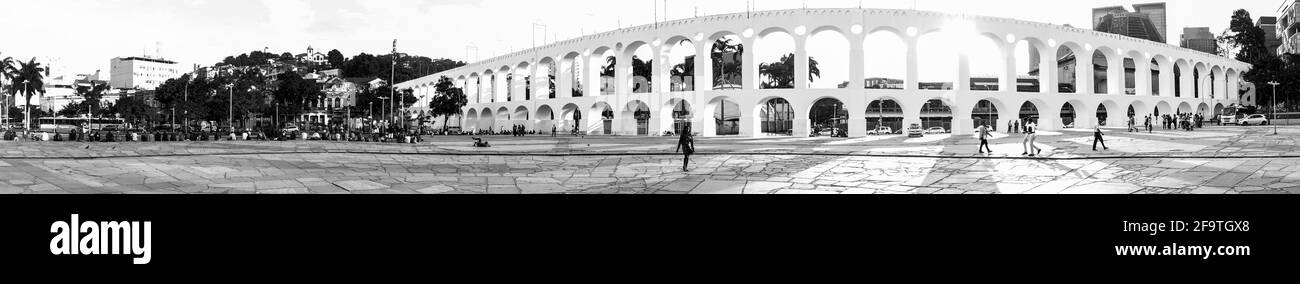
[601,56,616,77]
[77,81,112,118]
[671,56,695,91]
[758,53,820,89]
[1,54,15,126]
[9,58,47,131]
[711,39,744,89]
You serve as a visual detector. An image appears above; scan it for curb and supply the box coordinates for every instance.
[4,149,1300,161]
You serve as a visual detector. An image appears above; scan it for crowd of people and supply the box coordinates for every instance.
[980,113,1217,156]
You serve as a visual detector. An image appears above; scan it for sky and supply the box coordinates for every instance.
[0,0,1284,86]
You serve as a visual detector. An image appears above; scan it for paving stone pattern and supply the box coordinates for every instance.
[2,126,1299,194]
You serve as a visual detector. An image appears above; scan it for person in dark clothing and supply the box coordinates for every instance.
[552,125,557,137]
[977,125,993,154]
[1093,124,1109,151]
[675,126,695,171]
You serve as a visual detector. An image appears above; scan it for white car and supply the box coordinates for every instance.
[907,124,925,138]
[867,126,893,135]
[1239,114,1269,126]
[924,127,948,134]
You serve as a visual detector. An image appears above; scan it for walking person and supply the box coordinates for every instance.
[1026,122,1042,157]
[675,125,695,171]
[1092,123,1109,151]
[1146,115,1153,133]
[977,124,993,154]
[1008,120,1014,134]
[552,125,557,137]
[1021,121,1033,156]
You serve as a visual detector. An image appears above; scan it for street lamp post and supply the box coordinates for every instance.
[1269,81,1279,135]
[378,96,389,136]
[22,82,29,133]
[183,80,189,132]
[228,84,234,133]
[533,21,548,48]
[391,39,398,139]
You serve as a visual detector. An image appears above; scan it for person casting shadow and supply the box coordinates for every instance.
[675,125,695,171]
[1093,124,1108,151]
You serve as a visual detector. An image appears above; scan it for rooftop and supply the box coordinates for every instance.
[115,57,178,65]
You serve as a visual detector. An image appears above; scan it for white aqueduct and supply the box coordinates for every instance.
[397,8,1251,136]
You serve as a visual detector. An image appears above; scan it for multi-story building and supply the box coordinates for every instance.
[110,56,182,90]
[1259,17,1282,56]
[1276,0,1300,55]
[1093,3,1167,43]
[1132,3,1167,43]
[40,74,79,113]
[300,77,387,127]
[1181,27,1219,54]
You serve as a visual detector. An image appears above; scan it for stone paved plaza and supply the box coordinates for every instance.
[2,125,1299,194]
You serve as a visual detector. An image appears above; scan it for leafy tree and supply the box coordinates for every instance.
[7,106,24,122]
[114,94,155,127]
[342,53,466,83]
[56,101,83,117]
[272,72,323,125]
[220,50,285,67]
[399,88,417,109]
[430,76,467,131]
[9,106,48,123]
[327,49,346,68]
[342,53,384,78]
[1219,9,1300,111]
[224,69,270,128]
[96,101,116,118]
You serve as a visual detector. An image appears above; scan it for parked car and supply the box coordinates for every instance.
[1239,114,1269,126]
[867,126,893,135]
[282,126,301,133]
[814,127,846,137]
[907,124,924,138]
[924,127,948,134]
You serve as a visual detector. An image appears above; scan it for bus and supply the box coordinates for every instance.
[1220,105,1250,125]
[36,117,126,133]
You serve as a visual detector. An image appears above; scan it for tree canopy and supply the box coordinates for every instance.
[430,76,468,131]
[1218,9,1300,111]
[342,53,466,83]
